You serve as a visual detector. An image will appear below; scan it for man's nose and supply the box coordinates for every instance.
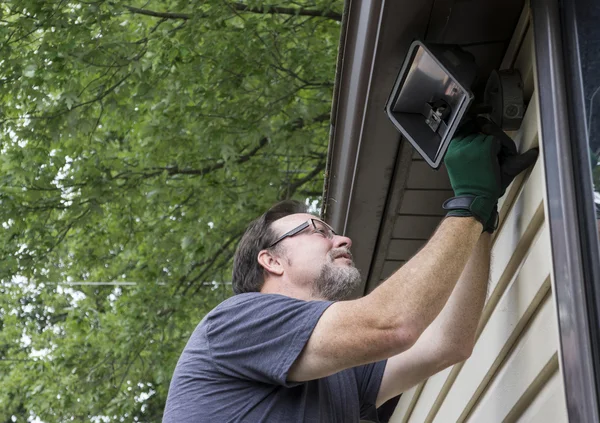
[333,234,352,249]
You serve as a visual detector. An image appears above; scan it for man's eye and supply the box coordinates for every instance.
[314,229,327,236]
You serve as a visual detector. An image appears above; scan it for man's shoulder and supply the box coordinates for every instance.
[206,292,329,337]
[209,292,304,316]
[213,291,263,308]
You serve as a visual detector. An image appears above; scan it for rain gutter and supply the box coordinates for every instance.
[322,0,384,233]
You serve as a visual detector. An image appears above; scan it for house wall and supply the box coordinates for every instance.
[389,5,569,423]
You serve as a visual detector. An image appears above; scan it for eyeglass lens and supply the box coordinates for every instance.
[311,219,335,239]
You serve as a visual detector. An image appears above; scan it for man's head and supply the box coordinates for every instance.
[232,200,361,301]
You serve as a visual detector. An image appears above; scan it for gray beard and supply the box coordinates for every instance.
[312,262,362,301]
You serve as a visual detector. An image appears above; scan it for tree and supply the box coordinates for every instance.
[0,0,342,420]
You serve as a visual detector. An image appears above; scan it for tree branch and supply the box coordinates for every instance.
[13,73,132,123]
[113,137,269,181]
[179,232,243,296]
[47,208,92,254]
[190,247,237,297]
[229,2,342,21]
[281,160,326,200]
[123,3,342,22]
[298,189,323,197]
[162,137,268,176]
[123,6,191,20]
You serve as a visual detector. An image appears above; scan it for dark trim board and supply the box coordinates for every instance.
[532,0,600,420]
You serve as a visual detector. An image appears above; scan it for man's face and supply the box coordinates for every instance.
[270,213,361,301]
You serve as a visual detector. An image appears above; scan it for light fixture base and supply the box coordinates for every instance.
[484,69,525,131]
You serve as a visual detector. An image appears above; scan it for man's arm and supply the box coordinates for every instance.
[288,131,535,383]
[375,232,491,406]
[288,216,483,381]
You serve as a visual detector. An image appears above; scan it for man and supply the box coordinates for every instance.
[163,128,538,422]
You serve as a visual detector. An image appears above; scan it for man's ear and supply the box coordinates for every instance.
[257,249,285,276]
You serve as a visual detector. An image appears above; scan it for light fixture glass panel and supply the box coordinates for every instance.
[386,41,475,168]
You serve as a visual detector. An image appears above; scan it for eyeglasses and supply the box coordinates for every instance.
[267,218,337,248]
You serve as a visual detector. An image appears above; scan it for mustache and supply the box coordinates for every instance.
[329,248,353,261]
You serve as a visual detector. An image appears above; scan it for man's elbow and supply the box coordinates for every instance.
[444,340,475,365]
[424,343,473,375]
[389,324,422,355]
[455,343,474,362]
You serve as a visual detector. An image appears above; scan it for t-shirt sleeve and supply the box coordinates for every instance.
[354,359,388,422]
[206,293,332,387]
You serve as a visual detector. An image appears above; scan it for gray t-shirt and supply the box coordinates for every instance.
[163,292,387,423]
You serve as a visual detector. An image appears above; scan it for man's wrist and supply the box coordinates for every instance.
[444,215,484,231]
[442,195,496,226]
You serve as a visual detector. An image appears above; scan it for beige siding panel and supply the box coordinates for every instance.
[398,190,451,215]
[390,384,423,423]
[515,371,568,423]
[405,161,452,190]
[392,215,441,239]
[513,27,535,102]
[387,239,424,261]
[431,225,551,423]
[487,156,544,301]
[407,369,453,423]
[465,295,559,422]
[503,356,560,422]
[500,3,531,70]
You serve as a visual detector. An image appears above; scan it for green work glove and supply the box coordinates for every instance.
[443,132,502,225]
[476,119,539,232]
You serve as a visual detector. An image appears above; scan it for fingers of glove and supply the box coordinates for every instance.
[502,148,539,179]
[499,135,518,157]
[464,132,486,146]
[446,133,499,170]
[489,136,503,194]
[445,138,464,164]
[455,117,480,139]
[475,116,494,132]
[475,117,519,156]
[490,134,503,157]
[445,133,480,163]
[491,129,518,157]
[455,118,473,137]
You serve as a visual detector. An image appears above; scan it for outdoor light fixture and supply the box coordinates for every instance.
[386,40,478,169]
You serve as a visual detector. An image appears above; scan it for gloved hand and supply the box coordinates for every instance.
[443,132,503,225]
[475,118,539,232]
[444,117,538,231]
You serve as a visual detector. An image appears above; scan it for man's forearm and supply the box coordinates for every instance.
[366,216,482,341]
[416,233,491,359]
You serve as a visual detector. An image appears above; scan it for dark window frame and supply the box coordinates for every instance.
[532,0,600,420]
